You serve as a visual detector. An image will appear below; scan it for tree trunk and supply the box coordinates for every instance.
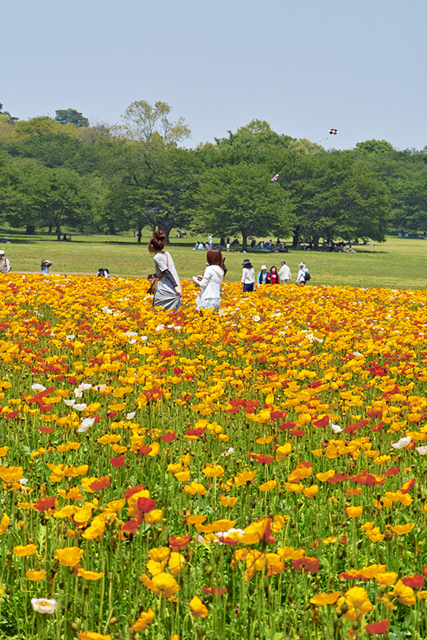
[242,232,248,252]
[26,224,36,235]
[292,225,301,249]
[157,222,173,245]
[107,220,116,235]
[313,232,320,251]
[56,225,62,241]
[137,227,142,244]
[48,225,53,233]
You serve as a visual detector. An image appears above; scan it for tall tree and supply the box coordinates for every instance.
[194,163,295,250]
[284,152,391,249]
[55,109,89,127]
[120,100,190,145]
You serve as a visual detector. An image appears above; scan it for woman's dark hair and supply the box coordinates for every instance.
[148,230,166,253]
[270,266,277,273]
[206,248,223,269]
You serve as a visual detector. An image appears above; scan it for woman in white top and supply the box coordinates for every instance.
[148,230,182,311]
[193,249,224,312]
[241,259,255,292]
[296,262,308,285]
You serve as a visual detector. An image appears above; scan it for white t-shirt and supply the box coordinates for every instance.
[154,251,181,287]
[278,264,291,281]
[241,267,255,284]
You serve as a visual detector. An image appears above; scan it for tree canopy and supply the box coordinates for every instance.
[0,99,426,244]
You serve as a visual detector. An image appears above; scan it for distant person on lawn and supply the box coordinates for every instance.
[41,260,53,275]
[0,250,11,274]
[278,260,291,284]
[241,259,255,292]
[296,262,310,285]
[257,265,269,285]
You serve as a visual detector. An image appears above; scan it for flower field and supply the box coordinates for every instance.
[1,275,427,640]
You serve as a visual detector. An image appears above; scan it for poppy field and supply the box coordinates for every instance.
[1,275,427,640]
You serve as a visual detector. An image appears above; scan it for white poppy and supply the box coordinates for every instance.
[125,412,136,419]
[31,384,46,392]
[77,417,95,433]
[221,447,234,457]
[416,446,427,455]
[63,399,75,407]
[391,436,411,449]
[31,598,58,614]
[329,420,343,434]
[73,404,87,412]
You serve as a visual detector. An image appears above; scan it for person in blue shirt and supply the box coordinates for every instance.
[41,260,52,275]
[257,265,269,285]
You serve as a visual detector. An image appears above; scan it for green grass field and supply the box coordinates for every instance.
[0,229,425,289]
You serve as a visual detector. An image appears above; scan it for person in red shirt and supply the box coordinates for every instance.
[267,266,280,284]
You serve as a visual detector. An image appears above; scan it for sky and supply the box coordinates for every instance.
[1,0,426,151]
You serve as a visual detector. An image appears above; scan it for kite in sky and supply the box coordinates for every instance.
[271,128,339,183]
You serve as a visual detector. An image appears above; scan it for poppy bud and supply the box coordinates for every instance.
[341,602,348,614]
[70,622,80,632]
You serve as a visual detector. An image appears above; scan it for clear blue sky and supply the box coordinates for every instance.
[2,0,426,151]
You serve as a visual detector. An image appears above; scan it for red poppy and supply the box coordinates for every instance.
[270,410,286,421]
[400,478,416,494]
[338,571,369,582]
[169,535,191,550]
[365,620,390,634]
[38,404,53,412]
[339,535,348,546]
[372,422,384,432]
[383,467,400,477]
[313,416,329,428]
[401,574,425,589]
[5,410,19,419]
[291,429,306,437]
[278,421,295,431]
[138,445,153,456]
[202,586,227,595]
[160,432,176,443]
[185,428,205,437]
[39,426,55,433]
[110,455,126,468]
[137,497,156,513]
[122,519,139,534]
[89,476,111,492]
[124,484,144,499]
[107,411,118,419]
[367,409,383,419]
[326,473,349,484]
[292,557,320,575]
[34,496,56,512]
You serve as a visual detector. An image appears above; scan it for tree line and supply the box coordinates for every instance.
[0,101,426,250]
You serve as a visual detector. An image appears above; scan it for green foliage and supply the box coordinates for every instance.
[55,108,89,127]
[195,163,295,249]
[120,100,191,144]
[284,151,391,247]
[1,104,427,243]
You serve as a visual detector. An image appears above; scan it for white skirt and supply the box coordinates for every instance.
[196,297,221,312]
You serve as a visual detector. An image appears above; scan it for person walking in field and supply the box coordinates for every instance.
[192,248,224,312]
[0,250,11,274]
[148,230,182,311]
[296,262,310,285]
[278,260,291,284]
[241,259,255,292]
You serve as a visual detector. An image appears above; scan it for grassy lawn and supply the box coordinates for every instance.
[0,228,425,289]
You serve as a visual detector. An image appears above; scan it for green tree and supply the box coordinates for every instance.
[105,144,199,243]
[120,100,190,145]
[194,163,295,251]
[55,109,89,127]
[285,152,391,249]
